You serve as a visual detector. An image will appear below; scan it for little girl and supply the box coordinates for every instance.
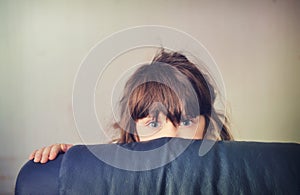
[29,49,234,163]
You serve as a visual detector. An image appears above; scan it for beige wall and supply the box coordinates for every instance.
[1,0,299,193]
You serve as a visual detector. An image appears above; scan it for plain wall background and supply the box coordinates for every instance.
[1,0,299,193]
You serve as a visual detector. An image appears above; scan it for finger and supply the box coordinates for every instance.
[29,150,38,160]
[66,144,73,151]
[60,144,67,152]
[40,146,51,164]
[61,144,73,152]
[33,147,44,163]
[49,144,61,160]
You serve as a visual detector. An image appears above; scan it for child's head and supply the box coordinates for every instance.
[115,49,233,143]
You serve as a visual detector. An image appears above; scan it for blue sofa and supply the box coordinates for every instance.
[15,138,300,194]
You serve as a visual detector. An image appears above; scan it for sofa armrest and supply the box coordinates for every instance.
[15,153,64,195]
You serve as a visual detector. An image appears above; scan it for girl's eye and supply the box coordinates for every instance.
[180,119,193,127]
[147,121,160,128]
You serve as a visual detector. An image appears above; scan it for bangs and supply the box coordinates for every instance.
[127,63,201,125]
[129,81,182,124]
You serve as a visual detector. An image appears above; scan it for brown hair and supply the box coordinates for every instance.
[114,49,233,143]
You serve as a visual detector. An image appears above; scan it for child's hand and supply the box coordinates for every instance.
[29,144,73,163]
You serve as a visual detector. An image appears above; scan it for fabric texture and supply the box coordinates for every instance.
[16,138,300,194]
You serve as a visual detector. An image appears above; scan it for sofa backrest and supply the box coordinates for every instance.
[16,138,300,194]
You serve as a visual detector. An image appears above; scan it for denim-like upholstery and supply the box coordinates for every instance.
[16,138,300,194]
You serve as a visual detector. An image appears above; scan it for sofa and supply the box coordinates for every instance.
[15,137,300,194]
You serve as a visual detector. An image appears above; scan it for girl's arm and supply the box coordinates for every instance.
[29,144,73,163]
